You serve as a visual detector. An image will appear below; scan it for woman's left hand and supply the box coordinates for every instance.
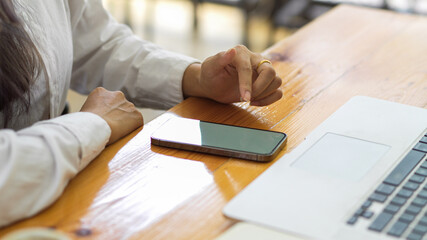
[182,45,283,106]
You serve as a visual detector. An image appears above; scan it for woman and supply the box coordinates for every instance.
[0,0,282,227]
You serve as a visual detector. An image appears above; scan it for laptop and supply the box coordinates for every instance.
[215,222,301,240]
[223,96,427,240]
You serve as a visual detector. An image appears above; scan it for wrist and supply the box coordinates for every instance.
[182,63,203,99]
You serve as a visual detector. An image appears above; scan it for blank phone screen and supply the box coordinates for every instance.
[151,118,286,155]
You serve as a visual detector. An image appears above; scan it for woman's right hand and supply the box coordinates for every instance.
[80,87,144,145]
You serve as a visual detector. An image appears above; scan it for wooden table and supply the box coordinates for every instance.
[1,4,426,240]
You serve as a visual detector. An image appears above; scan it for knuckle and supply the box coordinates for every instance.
[113,90,125,98]
[238,65,252,73]
[127,101,135,108]
[235,44,248,51]
[93,87,105,94]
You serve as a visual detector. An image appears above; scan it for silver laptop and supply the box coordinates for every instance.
[223,96,427,240]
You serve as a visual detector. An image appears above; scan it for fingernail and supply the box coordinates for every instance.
[250,101,259,106]
[244,91,251,102]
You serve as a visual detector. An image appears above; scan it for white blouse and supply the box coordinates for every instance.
[0,0,198,227]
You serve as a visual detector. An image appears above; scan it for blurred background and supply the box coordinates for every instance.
[67,0,427,123]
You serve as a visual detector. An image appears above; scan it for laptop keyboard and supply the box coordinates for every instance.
[347,133,427,240]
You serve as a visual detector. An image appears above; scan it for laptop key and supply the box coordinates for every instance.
[419,216,427,226]
[420,161,427,169]
[369,193,388,203]
[420,136,427,144]
[391,196,407,206]
[361,211,374,219]
[375,183,396,195]
[361,200,372,209]
[404,181,420,191]
[369,212,394,232]
[409,175,426,184]
[407,232,423,240]
[405,204,422,215]
[383,150,426,186]
[347,216,357,225]
[387,221,409,237]
[414,142,427,153]
[413,224,427,235]
[397,189,414,198]
[355,208,364,216]
[416,168,427,177]
[384,204,401,214]
[418,190,427,199]
[412,197,427,207]
[399,213,416,223]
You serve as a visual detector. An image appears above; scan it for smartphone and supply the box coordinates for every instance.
[150,118,287,162]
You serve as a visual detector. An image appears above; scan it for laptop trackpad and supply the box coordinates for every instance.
[292,133,390,181]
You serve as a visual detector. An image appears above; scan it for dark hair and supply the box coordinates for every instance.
[0,0,45,127]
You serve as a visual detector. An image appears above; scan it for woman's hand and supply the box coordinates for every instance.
[80,87,144,145]
[182,45,283,106]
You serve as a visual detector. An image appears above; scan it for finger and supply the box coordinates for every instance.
[252,63,276,99]
[131,109,144,126]
[113,90,126,99]
[120,101,136,112]
[253,75,282,101]
[219,48,236,67]
[250,90,283,106]
[119,101,144,125]
[233,46,253,101]
[205,48,236,73]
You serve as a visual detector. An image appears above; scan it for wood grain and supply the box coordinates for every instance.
[1,5,426,240]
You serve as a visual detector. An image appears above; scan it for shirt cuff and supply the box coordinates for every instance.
[35,112,111,170]
[167,55,201,105]
[136,50,201,109]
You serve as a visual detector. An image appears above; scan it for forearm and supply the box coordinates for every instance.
[0,113,110,227]
[70,0,199,109]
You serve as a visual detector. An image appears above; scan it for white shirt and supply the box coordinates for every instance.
[0,0,198,227]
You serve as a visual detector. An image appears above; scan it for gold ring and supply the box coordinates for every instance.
[257,59,272,70]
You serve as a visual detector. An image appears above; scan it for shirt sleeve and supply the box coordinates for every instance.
[0,112,111,227]
[68,0,200,110]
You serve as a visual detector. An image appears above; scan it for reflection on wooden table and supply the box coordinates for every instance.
[1,4,426,240]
